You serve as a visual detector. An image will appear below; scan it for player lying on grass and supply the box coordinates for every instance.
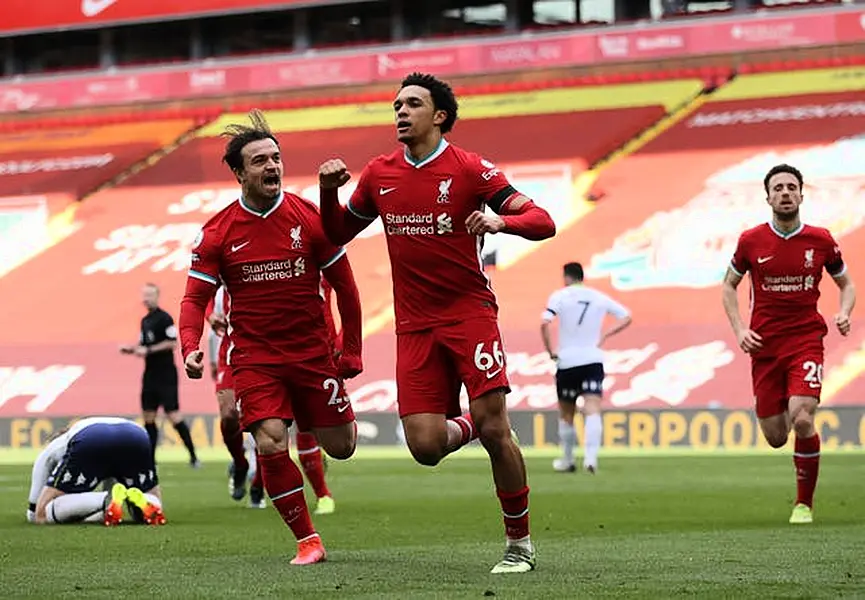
[209,283,337,514]
[318,72,556,574]
[180,110,363,565]
[27,417,165,526]
[722,163,856,525]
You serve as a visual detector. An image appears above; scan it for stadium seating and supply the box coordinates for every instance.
[0,78,707,416]
[527,65,865,411]
[3,63,864,418]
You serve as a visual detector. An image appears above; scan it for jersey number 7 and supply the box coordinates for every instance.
[577,301,590,325]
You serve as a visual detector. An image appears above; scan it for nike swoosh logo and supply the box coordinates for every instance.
[337,403,350,413]
[379,187,397,195]
[81,0,118,17]
[757,256,773,264]
[231,241,250,253]
[486,368,502,380]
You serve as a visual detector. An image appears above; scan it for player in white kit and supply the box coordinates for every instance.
[540,263,632,473]
[27,417,165,525]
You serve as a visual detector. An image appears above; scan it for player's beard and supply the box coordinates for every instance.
[773,206,799,223]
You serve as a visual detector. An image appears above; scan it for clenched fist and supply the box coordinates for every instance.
[185,350,205,379]
[319,159,352,189]
[465,210,505,236]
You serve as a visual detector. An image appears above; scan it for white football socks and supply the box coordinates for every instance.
[584,413,603,469]
[44,492,107,524]
[558,420,577,464]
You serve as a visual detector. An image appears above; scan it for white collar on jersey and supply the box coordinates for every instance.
[403,138,449,169]
[238,192,283,218]
[768,220,804,239]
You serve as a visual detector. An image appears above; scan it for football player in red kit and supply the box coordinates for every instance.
[722,163,856,524]
[179,110,363,565]
[318,73,556,573]
[209,284,336,513]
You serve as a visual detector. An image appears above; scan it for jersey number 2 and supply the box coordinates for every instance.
[802,361,823,389]
[324,378,341,405]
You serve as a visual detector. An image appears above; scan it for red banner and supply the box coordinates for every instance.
[0,0,310,35]
[0,8,862,113]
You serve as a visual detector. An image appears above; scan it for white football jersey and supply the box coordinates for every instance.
[27,417,139,521]
[542,285,630,369]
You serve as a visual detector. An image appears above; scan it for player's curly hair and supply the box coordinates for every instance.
[400,72,459,134]
[763,163,803,194]
[221,109,280,173]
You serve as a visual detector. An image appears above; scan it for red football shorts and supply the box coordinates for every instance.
[232,357,355,431]
[751,339,824,419]
[215,365,234,393]
[396,317,511,418]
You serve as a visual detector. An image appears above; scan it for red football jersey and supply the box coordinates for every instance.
[189,193,345,366]
[730,222,846,352]
[348,140,514,334]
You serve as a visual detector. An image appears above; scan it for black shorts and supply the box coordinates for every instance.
[47,422,158,494]
[141,369,179,412]
[555,363,605,402]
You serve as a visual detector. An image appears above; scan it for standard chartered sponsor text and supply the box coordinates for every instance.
[385,212,435,235]
[241,258,305,282]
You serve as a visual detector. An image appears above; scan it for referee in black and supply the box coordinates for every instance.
[120,282,199,467]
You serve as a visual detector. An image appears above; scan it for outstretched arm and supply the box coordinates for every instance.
[322,253,363,379]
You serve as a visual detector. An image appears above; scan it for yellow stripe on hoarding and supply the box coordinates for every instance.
[198,80,704,137]
[709,67,865,102]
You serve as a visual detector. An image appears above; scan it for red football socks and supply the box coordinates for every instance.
[450,414,478,446]
[258,450,316,541]
[220,417,249,472]
[251,465,263,490]
[794,434,821,508]
[296,431,331,499]
[497,486,530,541]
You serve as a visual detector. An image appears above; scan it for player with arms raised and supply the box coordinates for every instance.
[179,110,363,565]
[722,164,856,524]
[318,73,556,573]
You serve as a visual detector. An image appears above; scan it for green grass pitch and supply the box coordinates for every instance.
[0,446,863,599]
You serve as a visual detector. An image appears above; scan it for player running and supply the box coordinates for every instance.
[540,262,632,474]
[211,282,338,514]
[179,110,363,565]
[208,285,253,502]
[27,417,165,526]
[722,163,856,525]
[318,72,556,573]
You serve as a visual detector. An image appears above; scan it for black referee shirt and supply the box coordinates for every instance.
[140,307,178,376]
